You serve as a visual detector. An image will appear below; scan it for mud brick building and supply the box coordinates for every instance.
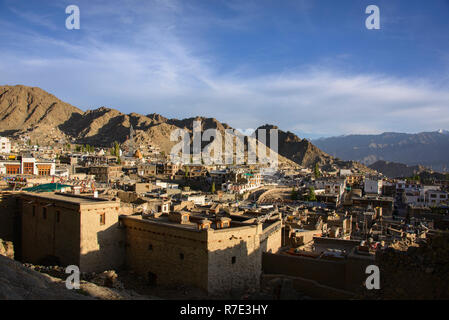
[120,211,282,294]
[89,165,123,183]
[20,192,127,272]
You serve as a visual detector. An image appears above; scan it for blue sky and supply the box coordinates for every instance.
[1,0,449,139]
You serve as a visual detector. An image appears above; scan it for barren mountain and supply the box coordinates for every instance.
[255,124,333,167]
[0,85,297,166]
[0,85,83,143]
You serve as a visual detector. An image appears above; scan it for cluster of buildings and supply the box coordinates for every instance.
[0,135,448,298]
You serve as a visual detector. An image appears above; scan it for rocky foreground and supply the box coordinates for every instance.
[0,239,152,300]
[0,254,92,300]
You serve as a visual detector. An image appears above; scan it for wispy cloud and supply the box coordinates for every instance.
[0,0,448,139]
[8,6,59,30]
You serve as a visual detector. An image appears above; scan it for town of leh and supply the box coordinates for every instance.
[1,0,449,310]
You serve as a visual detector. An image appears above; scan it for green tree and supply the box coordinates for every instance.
[112,141,120,157]
[185,165,190,179]
[307,187,317,202]
[211,182,216,194]
[314,163,321,178]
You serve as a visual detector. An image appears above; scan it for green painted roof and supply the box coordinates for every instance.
[22,183,72,193]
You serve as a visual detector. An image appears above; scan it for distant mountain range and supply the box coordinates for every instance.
[0,85,376,173]
[314,131,449,172]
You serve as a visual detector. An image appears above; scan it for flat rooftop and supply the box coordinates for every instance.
[123,215,201,231]
[21,192,117,204]
[122,213,262,231]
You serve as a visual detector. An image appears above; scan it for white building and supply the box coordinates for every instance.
[364,178,383,195]
[0,137,11,153]
[155,180,178,189]
[0,154,55,176]
[186,194,206,206]
[324,179,346,198]
[403,189,422,206]
[224,172,262,194]
[425,190,448,206]
[401,185,447,207]
[339,169,352,177]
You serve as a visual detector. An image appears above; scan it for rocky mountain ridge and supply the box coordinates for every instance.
[0,85,370,171]
[314,131,449,172]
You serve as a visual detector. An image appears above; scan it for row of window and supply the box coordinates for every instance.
[32,206,60,222]
[31,206,106,225]
[5,165,51,175]
[146,244,237,264]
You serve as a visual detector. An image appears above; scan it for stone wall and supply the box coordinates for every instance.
[261,274,355,300]
[262,252,348,290]
[20,193,126,273]
[80,200,126,272]
[21,194,81,267]
[122,217,209,291]
[259,221,283,253]
[361,234,449,299]
[207,224,262,294]
[122,217,282,295]
[117,191,139,203]
[0,192,20,241]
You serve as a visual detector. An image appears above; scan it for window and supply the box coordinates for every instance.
[43,208,47,220]
[232,256,236,264]
[37,165,51,176]
[148,244,153,251]
[56,211,60,223]
[32,206,36,217]
[100,213,106,225]
[6,165,20,175]
[180,253,184,260]
[23,162,34,175]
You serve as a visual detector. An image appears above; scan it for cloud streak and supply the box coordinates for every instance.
[0,0,448,139]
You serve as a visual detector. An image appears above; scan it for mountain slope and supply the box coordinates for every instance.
[255,124,375,172]
[0,85,83,142]
[368,160,426,178]
[314,131,449,172]
[256,124,332,167]
[0,85,297,166]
